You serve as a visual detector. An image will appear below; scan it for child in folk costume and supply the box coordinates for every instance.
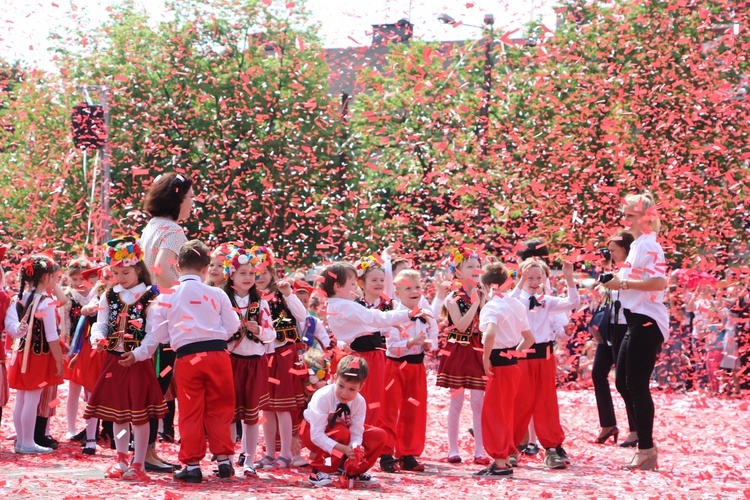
[295,281,332,351]
[253,245,308,470]
[0,248,10,427]
[473,263,535,478]
[206,243,231,288]
[4,255,64,454]
[121,240,242,483]
[221,246,276,477]
[509,258,580,469]
[348,255,394,426]
[378,269,439,473]
[84,238,167,480]
[302,355,386,488]
[436,246,489,465]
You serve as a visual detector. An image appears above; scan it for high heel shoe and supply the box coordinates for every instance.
[620,437,639,448]
[595,426,619,444]
[625,447,658,470]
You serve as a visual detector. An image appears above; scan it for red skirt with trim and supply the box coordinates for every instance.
[0,363,9,406]
[436,341,486,390]
[8,349,63,391]
[83,351,167,425]
[266,342,306,412]
[231,354,270,425]
[69,340,103,393]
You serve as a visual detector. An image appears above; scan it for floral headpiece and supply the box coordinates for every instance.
[211,243,232,259]
[356,254,381,278]
[20,255,56,277]
[250,245,275,270]
[67,259,93,271]
[447,246,478,272]
[223,246,261,277]
[303,350,331,386]
[105,237,144,267]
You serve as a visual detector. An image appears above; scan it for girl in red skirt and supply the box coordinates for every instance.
[223,246,277,476]
[83,238,167,480]
[252,245,308,471]
[351,254,392,426]
[4,255,64,454]
[436,246,489,465]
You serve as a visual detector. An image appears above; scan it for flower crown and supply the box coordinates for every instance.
[20,255,56,277]
[356,254,381,278]
[251,245,275,269]
[223,246,261,277]
[447,246,478,272]
[105,237,144,267]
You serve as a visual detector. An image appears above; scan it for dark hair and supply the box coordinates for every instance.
[516,238,549,261]
[481,263,510,288]
[609,230,635,255]
[143,173,193,220]
[336,354,369,384]
[66,258,92,276]
[321,263,357,297]
[17,255,59,318]
[134,261,153,287]
[178,240,210,271]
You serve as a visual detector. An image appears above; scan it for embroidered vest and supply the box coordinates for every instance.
[445,292,481,346]
[16,295,50,354]
[268,291,300,344]
[351,296,392,352]
[104,286,159,352]
[229,295,262,344]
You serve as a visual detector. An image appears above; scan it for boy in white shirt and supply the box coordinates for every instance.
[474,263,535,478]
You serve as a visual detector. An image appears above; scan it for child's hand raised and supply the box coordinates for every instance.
[562,261,575,279]
[278,279,293,297]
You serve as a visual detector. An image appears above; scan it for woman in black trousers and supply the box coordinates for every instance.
[602,193,669,470]
[591,231,636,445]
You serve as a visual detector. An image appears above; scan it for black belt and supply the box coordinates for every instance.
[176,339,228,359]
[351,333,384,352]
[489,348,518,366]
[521,341,553,360]
[387,352,425,364]
[230,353,261,360]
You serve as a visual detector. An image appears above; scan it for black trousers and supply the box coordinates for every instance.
[592,323,636,430]
[615,311,663,450]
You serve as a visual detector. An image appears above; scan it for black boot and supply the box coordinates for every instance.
[34,417,59,449]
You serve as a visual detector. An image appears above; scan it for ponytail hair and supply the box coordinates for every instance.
[17,254,58,317]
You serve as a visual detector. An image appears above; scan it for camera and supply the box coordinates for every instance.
[597,273,614,284]
[599,247,611,261]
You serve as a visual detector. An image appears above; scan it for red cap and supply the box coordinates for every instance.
[81,266,105,281]
[293,280,313,295]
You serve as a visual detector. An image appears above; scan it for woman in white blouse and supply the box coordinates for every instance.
[602,193,669,471]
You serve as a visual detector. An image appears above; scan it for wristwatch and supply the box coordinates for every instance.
[621,279,629,290]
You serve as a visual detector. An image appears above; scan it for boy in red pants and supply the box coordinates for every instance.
[301,355,386,487]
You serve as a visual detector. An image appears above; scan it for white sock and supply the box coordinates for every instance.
[113,422,130,469]
[277,411,293,460]
[261,411,277,459]
[132,423,149,465]
[84,418,97,447]
[470,389,485,457]
[447,388,464,457]
[243,422,260,463]
[15,389,43,448]
[66,382,82,435]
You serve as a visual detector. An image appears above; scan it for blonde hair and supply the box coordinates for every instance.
[394,269,421,285]
[520,258,550,277]
[624,192,661,233]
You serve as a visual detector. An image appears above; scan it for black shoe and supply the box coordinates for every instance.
[620,438,639,448]
[217,462,235,479]
[159,431,175,443]
[555,446,571,466]
[380,454,398,473]
[174,467,202,484]
[473,463,513,478]
[145,460,176,473]
[71,429,87,442]
[237,453,246,466]
[82,439,97,455]
[401,455,425,472]
[36,435,59,450]
[523,443,540,455]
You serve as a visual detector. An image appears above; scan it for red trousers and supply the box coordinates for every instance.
[300,420,386,475]
[483,364,520,459]
[351,350,385,425]
[175,350,236,464]
[513,357,565,449]
[378,360,427,457]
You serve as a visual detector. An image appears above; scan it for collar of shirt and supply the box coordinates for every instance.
[112,283,147,295]
[179,274,202,283]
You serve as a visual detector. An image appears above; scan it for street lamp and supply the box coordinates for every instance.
[439,13,495,224]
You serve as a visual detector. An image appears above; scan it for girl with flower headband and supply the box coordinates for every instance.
[4,254,64,454]
[83,237,167,481]
[206,243,232,288]
[252,245,308,471]
[351,254,394,427]
[222,246,277,477]
[436,245,491,466]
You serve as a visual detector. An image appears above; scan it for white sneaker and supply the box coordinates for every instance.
[243,463,258,477]
[17,444,53,454]
[353,472,379,486]
[308,470,332,487]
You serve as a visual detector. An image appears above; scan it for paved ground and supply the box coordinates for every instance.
[1,375,748,499]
